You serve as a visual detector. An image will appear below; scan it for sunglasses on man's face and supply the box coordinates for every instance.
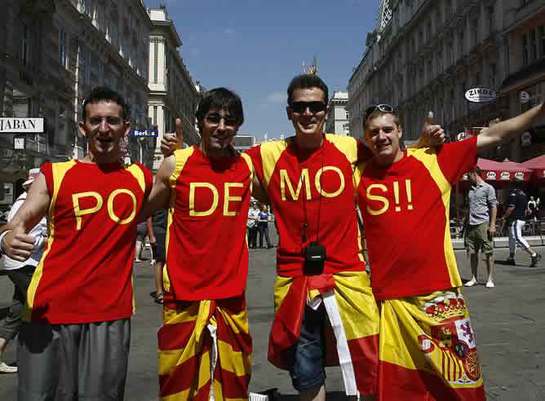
[289,101,327,114]
[364,104,395,121]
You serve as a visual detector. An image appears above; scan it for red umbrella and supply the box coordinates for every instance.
[459,158,532,185]
[475,158,533,182]
[521,154,545,181]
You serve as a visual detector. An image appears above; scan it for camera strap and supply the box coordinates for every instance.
[296,138,325,244]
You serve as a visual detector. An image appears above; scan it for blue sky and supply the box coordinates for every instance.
[145,0,378,139]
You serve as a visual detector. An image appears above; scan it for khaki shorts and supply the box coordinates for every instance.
[465,223,494,255]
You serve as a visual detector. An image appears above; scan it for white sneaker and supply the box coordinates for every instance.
[464,278,477,287]
[0,361,17,373]
[486,280,495,288]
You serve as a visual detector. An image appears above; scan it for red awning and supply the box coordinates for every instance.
[461,158,533,182]
[521,155,545,181]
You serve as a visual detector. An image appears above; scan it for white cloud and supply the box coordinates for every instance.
[266,91,285,104]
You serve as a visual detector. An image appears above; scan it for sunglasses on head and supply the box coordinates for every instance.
[364,104,395,121]
[289,101,327,114]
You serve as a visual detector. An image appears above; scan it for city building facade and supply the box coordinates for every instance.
[325,91,350,135]
[0,0,152,208]
[348,0,545,161]
[147,6,200,171]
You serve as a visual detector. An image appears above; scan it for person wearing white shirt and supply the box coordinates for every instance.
[0,169,47,373]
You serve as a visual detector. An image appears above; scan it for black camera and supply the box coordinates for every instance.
[303,241,326,275]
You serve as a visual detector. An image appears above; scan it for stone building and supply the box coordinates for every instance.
[147,6,200,171]
[0,0,152,207]
[348,0,545,161]
[325,91,350,135]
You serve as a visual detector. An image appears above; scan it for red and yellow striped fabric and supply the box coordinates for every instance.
[269,270,379,396]
[158,297,252,401]
[378,290,485,401]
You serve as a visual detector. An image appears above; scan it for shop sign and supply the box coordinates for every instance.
[519,91,530,104]
[514,172,525,181]
[500,171,510,180]
[0,117,44,133]
[131,128,158,138]
[486,171,497,180]
[465,88,497,103]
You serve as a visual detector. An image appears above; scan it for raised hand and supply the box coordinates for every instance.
[160,118,184,156]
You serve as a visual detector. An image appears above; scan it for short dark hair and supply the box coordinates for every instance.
[195,87,244,126]
[287,74,329,106]
[81,86,130,121]
[363,110,401,131]
[472,166,482,175]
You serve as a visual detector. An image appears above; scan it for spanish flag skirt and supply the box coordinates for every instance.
[378,289,486,401]
[158,297,252,401]
[269,270,380,397]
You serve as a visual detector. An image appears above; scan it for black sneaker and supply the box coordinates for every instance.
[506,258,515,265]
[530,253,542,267]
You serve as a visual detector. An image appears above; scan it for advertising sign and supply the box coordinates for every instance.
[131,128,159,138]
[465,88,496,103]
[0,118,44,133]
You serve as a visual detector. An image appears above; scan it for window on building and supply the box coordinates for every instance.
[153,39,159,83]
[523,34,529,65]
[471,18,479,46]
[530,29,537,61]
[21,23,30,66]
[487,5,495,34]
[489,63,496,88]
[540,26,545,57]
[458,30,465,57]
[522,26,545,66]
[59,29,68,68]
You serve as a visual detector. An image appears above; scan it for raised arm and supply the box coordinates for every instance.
[477,103,544,151]
[140,155,176,219]
[0,173,51,261]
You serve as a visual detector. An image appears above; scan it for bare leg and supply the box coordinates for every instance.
[469,253,478,281]
[135,240,143,261]
[299,385,325,401]
[153,261,164,303]
[0,337,7,355]
[485,255,495,283]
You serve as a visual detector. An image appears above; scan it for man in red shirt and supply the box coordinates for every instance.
[0,87,152,401]
[146,88,254,401]
[356,102,544,400]
[246,75,381,401]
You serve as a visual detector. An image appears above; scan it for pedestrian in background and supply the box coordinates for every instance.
[464,166,498,288]
[504,186,542,267]
[0,169,47,373]
[247,200,259,248]
[150,208,167,304]
[135,217,153,262]
[257,203,272,248]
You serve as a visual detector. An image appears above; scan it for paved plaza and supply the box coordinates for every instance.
[0,237,544,401]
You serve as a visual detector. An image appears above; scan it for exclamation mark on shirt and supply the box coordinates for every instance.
[393,181,401,212]
[406,179,414,210]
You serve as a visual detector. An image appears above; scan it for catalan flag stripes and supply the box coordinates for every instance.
[158,297,252,401]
